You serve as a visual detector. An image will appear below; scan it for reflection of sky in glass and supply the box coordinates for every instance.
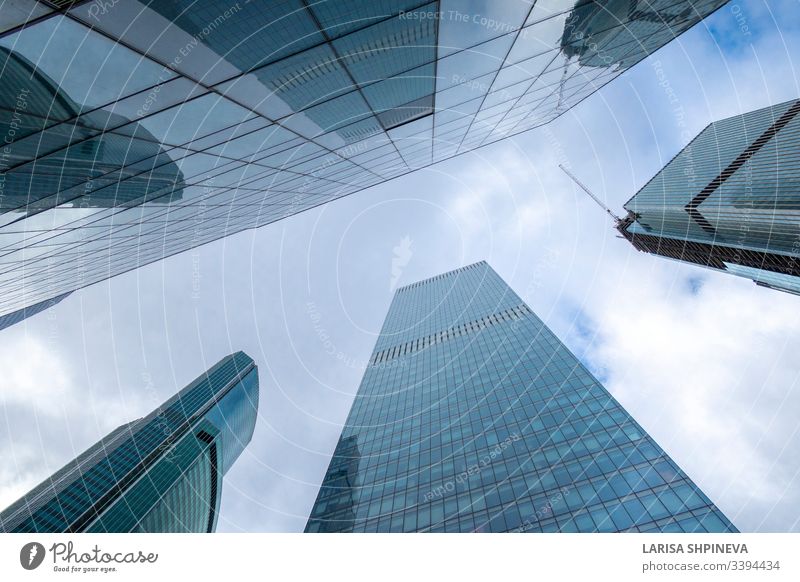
[0,1,727,319]
[306,263,736,532]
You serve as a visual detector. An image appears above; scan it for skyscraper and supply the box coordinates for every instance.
[306,262,735,532]
[618,98,800,295]
[0,352,258,532]
[0,1,728,323]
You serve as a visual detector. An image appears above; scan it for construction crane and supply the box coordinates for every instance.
[559,164,622,224]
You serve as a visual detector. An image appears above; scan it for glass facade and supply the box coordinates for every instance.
[0,290,70,331]
[0,0,727,322]
[0,351,259,533]
[618,98,800,295]
[306,262,735,532]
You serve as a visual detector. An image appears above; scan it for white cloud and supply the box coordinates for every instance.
[586,263,800,531]
[0,335,73,414]
[0,325,151,513]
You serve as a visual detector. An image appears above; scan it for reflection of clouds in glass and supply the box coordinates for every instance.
[0,44,184,213]
[561,0,726,69]
[0,2,726,324]
[0,15,167,110]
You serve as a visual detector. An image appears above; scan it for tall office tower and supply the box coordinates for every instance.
[0,352,258,532]
[0,1,727,323]
[306,262,735,532]
[618,98,800,295]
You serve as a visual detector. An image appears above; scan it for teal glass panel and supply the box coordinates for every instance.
[0,0,728,323]
[0,353,258,533]
[306,262,735,533]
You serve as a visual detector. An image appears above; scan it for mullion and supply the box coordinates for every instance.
[299,0,412,173]
[59,11,386,184]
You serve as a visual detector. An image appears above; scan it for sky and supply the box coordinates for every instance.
[1,0,799,533]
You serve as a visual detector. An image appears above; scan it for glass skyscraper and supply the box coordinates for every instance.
[0,0,728,323]
[306,262,735,532]
[0,351,258,532]
[618,98,800,295]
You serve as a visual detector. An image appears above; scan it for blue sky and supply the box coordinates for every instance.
[1,0,799,532]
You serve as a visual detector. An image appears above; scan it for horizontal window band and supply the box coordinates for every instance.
[370,303,532,365]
